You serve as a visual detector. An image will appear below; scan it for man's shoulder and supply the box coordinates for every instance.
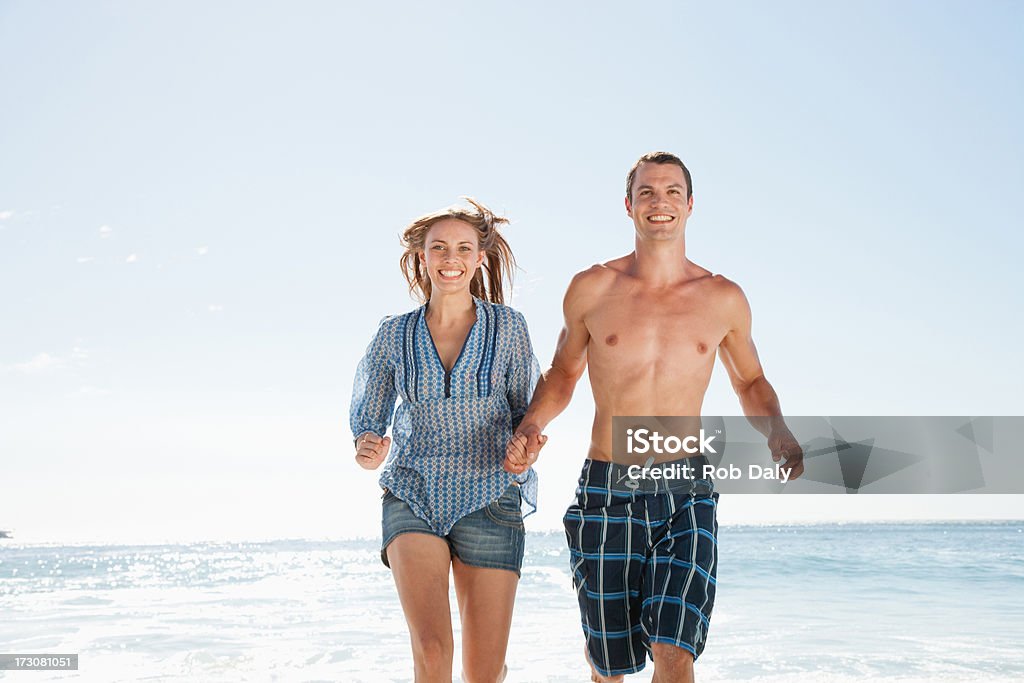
[568,256,631,291]
[692,271,750,316]
[562,261,623,313]
[706,272,744,295]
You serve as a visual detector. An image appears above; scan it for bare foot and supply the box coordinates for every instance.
[584,645,624,683]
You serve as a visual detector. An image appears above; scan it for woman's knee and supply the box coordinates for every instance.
[461,660,507,683]
[411,632,454,668]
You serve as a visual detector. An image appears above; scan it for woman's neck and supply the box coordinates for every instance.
[426,290,475,325]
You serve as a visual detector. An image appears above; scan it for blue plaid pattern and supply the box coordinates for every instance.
[351,298,539,535]
[564,459,718,677]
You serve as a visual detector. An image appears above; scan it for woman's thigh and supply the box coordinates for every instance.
[452,557,518,680]
[387,532,455,646]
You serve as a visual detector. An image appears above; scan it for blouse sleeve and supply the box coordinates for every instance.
[350,318,399,442]
[506,309,541,431]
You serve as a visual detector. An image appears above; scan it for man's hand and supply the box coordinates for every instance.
[355,433,391,470]
[504,423,548,474]
[768,427,804,480]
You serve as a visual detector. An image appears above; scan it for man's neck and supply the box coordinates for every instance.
[631,237,691,287]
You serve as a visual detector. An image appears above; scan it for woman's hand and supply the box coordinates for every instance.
[504,425,547,474]
[355,433,391,470]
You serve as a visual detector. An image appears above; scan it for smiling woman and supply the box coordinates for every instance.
[350,197,541,682]
[399,197,516,305]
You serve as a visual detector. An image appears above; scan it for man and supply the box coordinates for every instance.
[505,152,803,682]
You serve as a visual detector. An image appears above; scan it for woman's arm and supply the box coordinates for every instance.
[350,318,399,469]
[506,309,541,433]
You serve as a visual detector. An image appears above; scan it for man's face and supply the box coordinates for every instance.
[625,162,693,241]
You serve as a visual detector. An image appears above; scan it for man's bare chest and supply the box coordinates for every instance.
[585,295,729,362]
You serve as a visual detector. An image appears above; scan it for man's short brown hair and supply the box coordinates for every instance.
[626,152,692,201]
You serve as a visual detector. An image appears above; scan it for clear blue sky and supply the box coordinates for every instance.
[1,1,1021,542]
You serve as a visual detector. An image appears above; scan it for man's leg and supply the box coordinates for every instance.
[650,643,694,682]
[584,645,624,683]
[642,490,718,683]
[565,461,650,681]
[386,533,455,682]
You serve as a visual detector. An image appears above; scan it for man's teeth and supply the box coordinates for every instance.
[440,270,463,277]
[649,215,674,222]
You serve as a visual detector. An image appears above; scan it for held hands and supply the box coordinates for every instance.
[768,427,804,480]
[355,432,391,470]
[504,423,547,474]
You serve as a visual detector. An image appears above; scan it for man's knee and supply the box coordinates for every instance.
[651,642,694,672]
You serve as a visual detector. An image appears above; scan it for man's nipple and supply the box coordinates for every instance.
[697,342,708,354]
[605,334,618,346]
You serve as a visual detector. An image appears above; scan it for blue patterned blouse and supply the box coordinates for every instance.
[351,297,540,536]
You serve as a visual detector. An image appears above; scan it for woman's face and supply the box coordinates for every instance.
[419,218,484,296]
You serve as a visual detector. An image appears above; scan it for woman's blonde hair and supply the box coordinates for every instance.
[399,197,516,304]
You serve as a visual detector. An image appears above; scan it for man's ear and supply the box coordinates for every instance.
[625,195,633,218]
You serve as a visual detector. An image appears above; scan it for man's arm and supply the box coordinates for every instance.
[504,271,593,473]
[717,280,804,478]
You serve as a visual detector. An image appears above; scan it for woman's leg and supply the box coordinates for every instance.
[452,557,519,683]
[387,533,455,682]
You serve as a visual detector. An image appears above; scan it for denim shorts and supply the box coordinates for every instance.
[381,485,526,576]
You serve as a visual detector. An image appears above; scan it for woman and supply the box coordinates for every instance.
[351,198,539,683]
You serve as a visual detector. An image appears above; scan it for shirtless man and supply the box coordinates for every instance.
[505,152,803,682]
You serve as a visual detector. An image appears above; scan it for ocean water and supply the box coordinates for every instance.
[1,522,1023,682]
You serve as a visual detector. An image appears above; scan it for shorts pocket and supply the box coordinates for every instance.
[485,486,524,528]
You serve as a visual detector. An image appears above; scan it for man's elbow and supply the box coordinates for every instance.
[733,372,762,391]
[733,374,772,402]
[734,374,784,415]
[542,363,584,398]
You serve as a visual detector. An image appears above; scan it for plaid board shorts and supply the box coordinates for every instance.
[563,458,718,677]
